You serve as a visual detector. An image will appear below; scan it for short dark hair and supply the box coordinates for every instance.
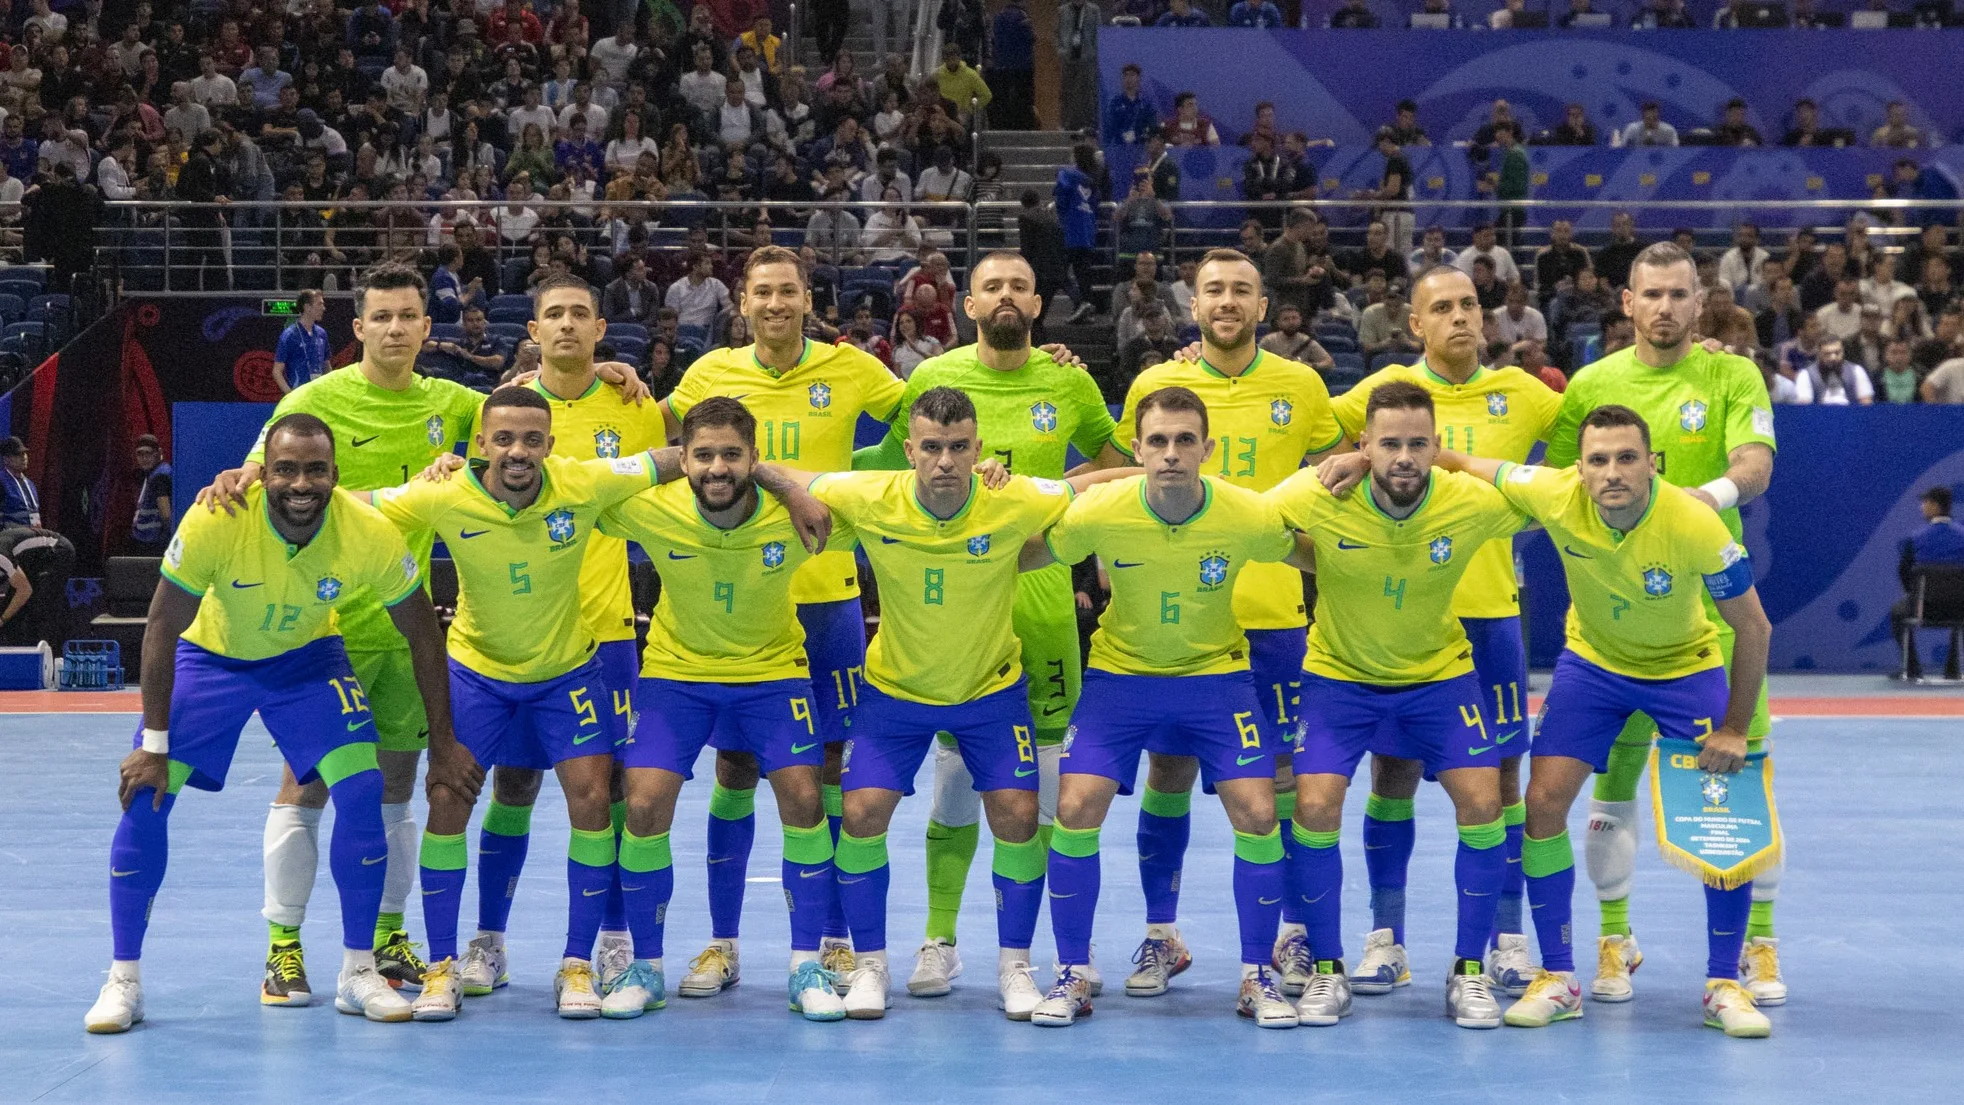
[0,436,21,458]
[534,271,599,311]
[970,250,1034,287]
[1284,207,1318,230]
[295,288,323,312]
[1631,241,1695,284]
[1925,486,1954,515]
[265,412,335,456]
[481,385,553,421]
[1363,380,1434,425]
[135,434,160,450]
[743,244,807,287]
[354,261,427,313]
[1174,92,1196,109]
[1578,404,1651,452]
[1135,386,1209,438]
[1122,62,1141,75]
[681,395,758,448]
[1197,247,1257,275]
[910,386,977,429]
[1397,99,1418,114]
[437,243,461,267]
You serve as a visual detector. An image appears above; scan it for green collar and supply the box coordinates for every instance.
[1597,476,1659,541]
[1139,477,1211,527]
[911,472,978,523]
[1198,348,1262,380]
[261,490,331,559]
[695,486,764,531]
[751,338,811,377]
[1419,358,1485,388]
[532,374,602,403]
[1364,472,1432,522]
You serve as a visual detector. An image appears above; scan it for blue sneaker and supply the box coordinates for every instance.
[789,961,846,1021]
[600,959,665,1019]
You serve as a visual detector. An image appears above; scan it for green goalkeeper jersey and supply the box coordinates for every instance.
[858,345,1117,479]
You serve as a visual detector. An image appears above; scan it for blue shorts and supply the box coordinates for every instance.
[594,638,641,729]
[1246,628,1308,749]
[1064,670,1272,793]
[1463,616,1530,760]
[798,597,867,744]
[449,655,624,769]
[624,677,823,778]
[842,678,1036,795]
[1294,671,1496,779]
[1533,651,1729,773]
[144,637,374,792]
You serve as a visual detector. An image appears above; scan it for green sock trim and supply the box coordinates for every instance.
[1600,897,1631,937]
[1364,793,1415,821]
[1502,801,1527,827]
[569,825,617,867]
[166,760,192,794]
[1049,824,1101,859]
[1748,899,1775,939]
[925,819,981,943]
[1593,723,1651,802]
[835,831,888,875]
[314,742,379,786]
[782,822,833,865]
[619,830,672,873]
[420,830,467,871]
[1292,823,1340,849]
[375,911,404,933]
[708,784,757,821]
[1457,816,1506,851]
[991,834,1047,883]
[1274,790,1296,822]
[610,800,627,835]
[821,784,844,819]
[1234,827,1285,865]
[269,922,301,945]
[1034,725,1068,747]
[1520,831,1574,879]
[1139,786,1192,818]
[483,800,534,838]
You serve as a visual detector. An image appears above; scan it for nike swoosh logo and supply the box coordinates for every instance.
[667,551,697,560]
[459,529,489,539]
[879,536,902,544]
[708,856,732,864]
[799,869,827,878]
[1041,705,1068,717]
[230,579,264,589]
[573,732,600,745]
[1303,891,1330,905]
[1468,745,1495,756]
[421,888,448,895]
[1236,755,1265,766]
[1462,890,1494,897]
[839,876,867,885]
[1051,891,1077,899]
[1336,538,1369,550]
[1015,767,1037,777]
[348,719,372,732]
[1258,897,1281,906]
[1494,729,1520,745]
[1562,545,1594,559]
[479,848,498,856]
[623,884,645,892]
[111,868,139,877]
[352,435,378,447]
[582,887,608,897]
[1111,560,1143,569]
[791,742,817,754]
[362,855,387,866]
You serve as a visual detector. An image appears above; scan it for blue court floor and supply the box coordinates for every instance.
[3,710,1956,1104]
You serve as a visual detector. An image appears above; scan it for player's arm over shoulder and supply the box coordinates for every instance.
[157,503,223,594]
[1457,469,1533,536]
[1263,466,1333,530]
[350,501,423,605]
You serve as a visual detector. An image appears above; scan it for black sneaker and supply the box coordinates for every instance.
[375,930,428,993]
[261,941,312,1007]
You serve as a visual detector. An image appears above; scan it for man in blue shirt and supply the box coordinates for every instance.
[130,434,174,556]
[426,244,485,325]
[1156,0,1212,25]
[1894,486,1964,679]
[1055,147,1100,323]
[0,437,39,528]
[1229,0,1285,25]
[273,290,331,394]
[1105,63,1159,145]
[988,0,1038,130]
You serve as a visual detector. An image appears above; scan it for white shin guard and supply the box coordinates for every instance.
[1752,850,1782,902]
[380,801,417,916]
[262,803,324,927]
[1036,743,1061,828]
[1583,799,1637,902]
[928,738,983,828]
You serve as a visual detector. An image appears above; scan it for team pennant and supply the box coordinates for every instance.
[1649,737,1782,890]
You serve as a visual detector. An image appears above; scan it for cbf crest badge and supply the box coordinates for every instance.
[1429,536,1454,564]
[1199,552,1229,590]
[1487,392,1509,417]
[808,381,832,409]
[1643,565,1674,596]
[1679,399,1708,432]
[1031,401,1058,433]
[762,541,787,569]
[593,428,621,458]
[426,414,446,446]
[967,533,993,558]
[1270,398,1293,427]
[546,509,577,547]
[316,576,343,601]
[1701,772,1730,807]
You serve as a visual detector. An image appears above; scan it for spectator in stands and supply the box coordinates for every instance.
[863,188,926,262]
[1054,1,1103,133]
[1593,210,1643,290]
[1619,101,1679,147]
[1556,0,1605,25]
[1379,101,1428,147]
[1408,225,1457,272]
[838,303,894,366]
[1456,222,1521,285]
[1359,128,1415,257]
[1157,0,1212,25]
[1800,242,1850,313]
[1918,256,1957,318]
[1231,0,1285,25]
[1469,256,1506,312]
[1115,250,1182,341]
[425,305,508,386]
[1116,169,1172,261]
[898,252,959,310]
[1015,189,1070,324]
[1534,218,1592,302]
[1110,301,1182,396]
[1697,281,1759,355]
[1490,0,1526,27]
[933,43,991,125]
[1871,101,1928,148]
[1163,92,1220,148]
[1794,337,1874,404]
[1851,303,1890,374]
[1056,146,1101,322]
[1717,222,1771,294]
[902,282,958,346]
[664,249,733,330]
[1892,486,1964,678]
[1105,63,1159,146]
[1876,337,1922,404]
[1328,0,1382,27]
[1754,274,1807,347]
[892,309,943,379]
[1552,267,1616,340]
[1545,103,1598,145]
[1713,98,1763,147]
[1342,221,1410,287]
[1817,277,1866,341]
[1358,280,1421,363]
[1262,208,1336,325]
[1630,0,1697,26]
[1242,132,1288,226]
[273,289,332,393]
[128,434,174,557]
[1493,281,1548,347]
[987,0,1038,131]
[603,255,662,328]
[806,187,863,264]
[1782,98,1848,147]
[1863,254,1917,315]
[1237,220,1269,258]
[1140,131,1181,202]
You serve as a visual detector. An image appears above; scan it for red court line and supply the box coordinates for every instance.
[2,690,1960,716]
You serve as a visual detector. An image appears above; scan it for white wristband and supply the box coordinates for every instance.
[1698,477,1740,512]
[140,728,170,755]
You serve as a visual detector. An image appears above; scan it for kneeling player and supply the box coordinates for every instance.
[595,397,850,1021]
[1438,406,1775,1038]
[86,415,476,1032]
[1025,387,1313,1028]
[1266,381,1527,1030]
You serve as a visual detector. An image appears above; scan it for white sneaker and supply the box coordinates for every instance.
[1031,967,1095,1027]
[459,934,508,997]
[998,960,1042,1021]
[1295,961,1353,1026]
[819,938,856,995]
[1591,934,1642,1003]
[85,975,143,1034]
[1273,931,1313,997]
[594,930,634,992]
[1445,965,1502,1029]
[1352,928,1410,995]
[600,960,665,1019]
[1237,969,1299,1029]
[1074,945,1103,997]
[1487,932,1536,997]
[679,941,739,998]
[411,958,462,1022]
[788,962,847,1021]
[1124,930,1192,997]
[843,959,891,1019]
[907,937,963,997]
[1703,979,1772,1038]
[1504,970,1585,1028]
[554,958,603,1019]
[1739,937,1787,1007]
[336,965,413,1023]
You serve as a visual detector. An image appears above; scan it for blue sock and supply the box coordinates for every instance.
[418,831,468,963]
[325,770,388,952]
[1454,820,1508,962]
[1522,832,1576,973]
[991,835,1047,951]
[108,789,176,961]
[1136,787,1190,926]
[821,784,850,940]
[476,801,533,934]
[564,827,616,961]
[1706,882,1753,980]
[1233,829,1286,967]
[1289,825,1344,963]
[1276,816,1305,927]
[600,801,627,932]
[835,832,890,954]
[1363,794,1414,945]
[781,822,834,953]
[618,830,673,961]
[1495,815,1526,940]
[1047,826,1101,966]
[706,785,756,941]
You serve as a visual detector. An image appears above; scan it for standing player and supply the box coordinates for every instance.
[1544,242,1783,1005]
[1432,406,1774,1037]
[85,415,477,1032]
[861,252,1118,997]
[656,245,906,996]
[1265,381,1525,1030]
[1104,248,1346,998]
[594,397,851,1021]
[1315,265,1564,997]
[1027,387,1314,1028]
[367,388,659,1021]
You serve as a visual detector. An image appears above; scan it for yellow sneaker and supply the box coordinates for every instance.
[1703,979,1771,1038]
[1739,937,1787,1007]
[1590,934,1641,1003]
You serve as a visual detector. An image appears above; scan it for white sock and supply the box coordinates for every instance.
[109,960,141,983]
[790,950,819,969]
[1752,851,1782,903]
[998,947,1031,972]
[707,937,738,956]
[599,929,631,941]
[928,738,982,828]
[1584,799,1638,902]
[343,948,377,975]
[477,929,506,950]
[1241,963,1261,979]
[1277,921,1307,940]
[262,804,323,927]
[379,802,416,916]
[1146,923,1179,941]
[563,955,592,968]
[821,934,852,948]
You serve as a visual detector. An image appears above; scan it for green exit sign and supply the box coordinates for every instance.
[262,298,301,317]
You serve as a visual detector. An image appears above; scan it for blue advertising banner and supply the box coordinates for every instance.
[1650,737,1781,890]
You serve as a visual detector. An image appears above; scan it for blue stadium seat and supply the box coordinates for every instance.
[1327,351,1367,393]
[2,322,46,359]
[489,294,533,314]
[0,280,40,304]
[607,323,649,343]
[487,322,529,343]
[1367,350,1401,374]
[428,324,466,343]
[0,295,23,326]
[676,324,710,348]
[0,267,46,289]
[487,306,532,325]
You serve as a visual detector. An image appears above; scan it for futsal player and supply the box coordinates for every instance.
[86,414,475,1032]
[1433,405,1775,1038]
[1026,387,1314,1028]
[1265,381,1526,1030]
[1105,249,1346,998]
[1545,243,1784,1005]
